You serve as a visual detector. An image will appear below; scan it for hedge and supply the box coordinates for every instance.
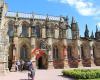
[62,69,100,79]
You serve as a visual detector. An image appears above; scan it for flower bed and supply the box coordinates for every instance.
[62,69,100,79]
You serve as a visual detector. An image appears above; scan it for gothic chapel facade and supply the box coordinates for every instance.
[0,0,100,71]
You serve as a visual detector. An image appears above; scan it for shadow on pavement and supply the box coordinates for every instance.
[20,79,32,80]
[58,75,75,80]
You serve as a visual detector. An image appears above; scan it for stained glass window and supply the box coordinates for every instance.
[31,26,36,37]
[40,40,46,49]
[7,21,14,37]
[20,45,28,61]
[36,25,40,38]
[21,25,28,37]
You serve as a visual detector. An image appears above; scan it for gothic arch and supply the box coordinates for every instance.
[18,20,30,25]
[81,43,91,59]
[33,21,41,38]
[80,42,91,67]
[55,23,59,29]
[92,41,100,66]
[36,21,42,27]
[52,41,65,68]
[52,44,59,60]
[52,40,66,60]
[8,20,15,26]
[21,21,30,26]
[18,39,31,60]
[4,19,15,27]
[67,45,72,60]
[7,20,15,37]
[20,21,30,37]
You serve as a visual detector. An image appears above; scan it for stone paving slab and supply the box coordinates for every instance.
[0,69,72,80]
[0,67,100,80]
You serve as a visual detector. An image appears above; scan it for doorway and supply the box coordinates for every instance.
[37,54,48,69]
[20,45,29,61]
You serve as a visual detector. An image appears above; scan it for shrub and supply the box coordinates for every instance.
[62,69,100,79]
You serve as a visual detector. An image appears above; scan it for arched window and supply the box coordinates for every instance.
[53,46,59,60]
[31,26,36,37]
[7,20,14,37]
[67,46,72,60]
[40,40,46,49]
[20,45,28,61]
[21,21,29,37]
[81,44,91,59]
[81,46,84,59]
[36,25,40,38]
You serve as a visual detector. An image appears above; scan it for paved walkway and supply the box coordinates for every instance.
[0,69,72,80]
[1,67,100,80]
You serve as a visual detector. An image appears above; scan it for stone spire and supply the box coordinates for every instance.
[71,16,75,24]
[90,31,94,39]
[64,16,69,25]
[84,24,89,38]
[71,17,76,30]
[45,14,49,26]
[64,16,70,29]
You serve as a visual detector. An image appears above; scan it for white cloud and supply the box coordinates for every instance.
[75,1,95,16]
[60,0,77,5]
[48,0,100,16]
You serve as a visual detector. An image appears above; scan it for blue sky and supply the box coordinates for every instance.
[5,0,100,36]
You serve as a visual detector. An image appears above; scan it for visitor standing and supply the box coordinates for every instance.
[15,60,21,71]
[20,60,25,71]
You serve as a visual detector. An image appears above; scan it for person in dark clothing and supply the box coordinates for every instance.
[20,60,25,71]
[8,60,12,71]
[28,61,35,80]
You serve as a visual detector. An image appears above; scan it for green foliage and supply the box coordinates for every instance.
[62,69,100,79]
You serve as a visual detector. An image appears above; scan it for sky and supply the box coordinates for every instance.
[5,0,100,36]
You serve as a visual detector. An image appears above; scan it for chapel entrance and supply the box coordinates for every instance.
[37,53,48,69]
[20,45,29,61]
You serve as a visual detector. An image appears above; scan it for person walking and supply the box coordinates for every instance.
[28,60,35,80]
